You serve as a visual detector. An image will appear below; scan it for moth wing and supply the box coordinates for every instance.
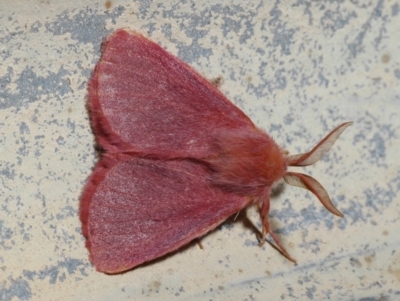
[89,29,255,157]
[80,157,250,273]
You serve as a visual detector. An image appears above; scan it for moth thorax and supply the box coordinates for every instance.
[207,128,287,197]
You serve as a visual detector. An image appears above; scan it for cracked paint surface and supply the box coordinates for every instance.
[0,1,399,300]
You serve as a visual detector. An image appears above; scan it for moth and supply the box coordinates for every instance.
[80,29,352,273]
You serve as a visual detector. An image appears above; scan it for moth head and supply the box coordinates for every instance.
[282,122,353,217]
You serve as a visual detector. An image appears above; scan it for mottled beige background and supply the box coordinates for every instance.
[1,0,399,300]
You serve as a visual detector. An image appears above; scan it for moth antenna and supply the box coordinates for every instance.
[283,172,343,217]
[287,122,353,166]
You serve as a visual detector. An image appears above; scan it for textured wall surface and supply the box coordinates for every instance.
[1,1,399,300]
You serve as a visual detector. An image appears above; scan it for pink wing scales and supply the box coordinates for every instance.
[82,156,249,273]
[89,29,255,157]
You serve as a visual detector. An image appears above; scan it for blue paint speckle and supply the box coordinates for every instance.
[0,278,32,301]
[45,6,125,44]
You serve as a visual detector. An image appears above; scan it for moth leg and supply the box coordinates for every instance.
[259,199,297,263]
[196,239,204,250]
[258,200,269,246]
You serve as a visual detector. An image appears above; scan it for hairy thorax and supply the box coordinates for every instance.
[207,127,287,198]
